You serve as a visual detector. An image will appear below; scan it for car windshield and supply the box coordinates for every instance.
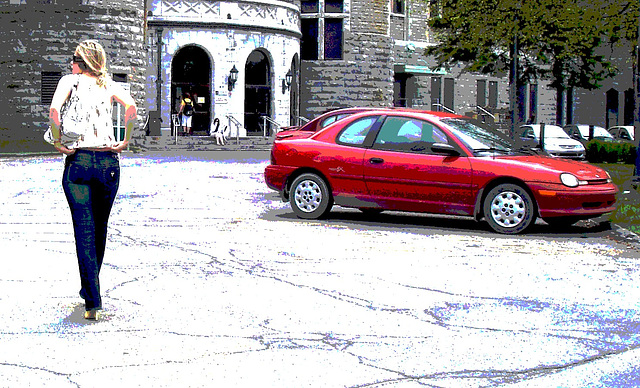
[441,118,513,154]
[535,125,570,139]
[578,126,611,138]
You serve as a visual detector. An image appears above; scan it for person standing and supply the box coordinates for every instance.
[48,40,137,320]
[178,93,194,135]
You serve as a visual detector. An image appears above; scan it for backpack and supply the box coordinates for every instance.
[183,98,194,116]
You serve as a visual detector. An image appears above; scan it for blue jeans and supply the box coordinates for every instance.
[62,150,120,311]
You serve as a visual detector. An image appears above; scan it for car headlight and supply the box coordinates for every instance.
[560,173,582,187]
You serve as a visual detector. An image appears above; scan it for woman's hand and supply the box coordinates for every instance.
[54,142,76,156]
[110,140,129,153]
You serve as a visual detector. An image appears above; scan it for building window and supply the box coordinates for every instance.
[302,0,319,13]
[325,0,343,13]
[41,71,62,105]
[444,78,455,112]
[528,83,538,123]
[394,74,406,107]
[477,80,487,107]
[301,18,319,60]
[429,0,442,18]
[301,0,345,61]
[392,0,404,14]
[488,81,498,109]
[324,18,343,60]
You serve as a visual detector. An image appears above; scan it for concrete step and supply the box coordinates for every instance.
[135,135,274,152]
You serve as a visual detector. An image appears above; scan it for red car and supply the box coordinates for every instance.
[264,109,618,234]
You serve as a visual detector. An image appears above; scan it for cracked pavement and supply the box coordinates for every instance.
[1,151,640,387]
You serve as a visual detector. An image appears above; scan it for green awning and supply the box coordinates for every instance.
[394,64,447,75]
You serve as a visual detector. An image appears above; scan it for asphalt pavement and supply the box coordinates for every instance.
[1,151,640,388]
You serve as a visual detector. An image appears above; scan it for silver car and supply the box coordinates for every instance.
[607,125,635,143]
[519,124,585,160]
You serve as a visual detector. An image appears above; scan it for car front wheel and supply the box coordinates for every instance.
[483,183,535,234]
[290,173,333,219]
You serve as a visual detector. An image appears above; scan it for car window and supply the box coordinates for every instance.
[320,113,352,129]
[336,116,378,145]
[520,127,535,139]
[374,117,449,153]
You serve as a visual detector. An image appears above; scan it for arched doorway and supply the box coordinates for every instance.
[171,46,212,135]
[245,50,272,136]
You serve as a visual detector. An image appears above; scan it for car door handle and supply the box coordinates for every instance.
[369,158,384,164]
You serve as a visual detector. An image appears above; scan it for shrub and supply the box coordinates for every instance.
[586,140,637,165]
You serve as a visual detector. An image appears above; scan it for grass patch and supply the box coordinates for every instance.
[596,163,640,234]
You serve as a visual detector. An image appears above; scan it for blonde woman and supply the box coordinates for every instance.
[49,40,137,320]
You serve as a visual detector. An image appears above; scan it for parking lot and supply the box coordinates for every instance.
[1,151,640,387]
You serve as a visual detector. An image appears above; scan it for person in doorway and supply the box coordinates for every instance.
[178,93,194,135]
[48,39,137,320]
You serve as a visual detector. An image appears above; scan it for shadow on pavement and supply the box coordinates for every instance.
[261,193,618,240]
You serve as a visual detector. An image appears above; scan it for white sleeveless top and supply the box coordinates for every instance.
[61,74,126,149]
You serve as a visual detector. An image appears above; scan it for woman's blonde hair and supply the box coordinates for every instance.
[75,40,109,88]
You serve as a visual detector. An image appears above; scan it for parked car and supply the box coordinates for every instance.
[518,124,585,160]
[265,110,617,234]
[607,125,635,143]
[563,124,615,144]
[276,107,383,140]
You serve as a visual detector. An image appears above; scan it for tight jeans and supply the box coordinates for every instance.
[62,150,120,311]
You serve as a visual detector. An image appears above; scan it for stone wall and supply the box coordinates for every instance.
[0,0,146,147]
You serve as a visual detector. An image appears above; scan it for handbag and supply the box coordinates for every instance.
[44,76,85,146]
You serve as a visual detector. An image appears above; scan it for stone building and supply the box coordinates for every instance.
[0,0,147,150]
[298,0,521,127]
[145,0,301,137]
[144,0,531,137]
[0,0,633,149]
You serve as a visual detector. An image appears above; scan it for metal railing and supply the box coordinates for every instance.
[226,115,242,144]
[261,116,284,137]
[476,106,496,121]
[432,103,455,114]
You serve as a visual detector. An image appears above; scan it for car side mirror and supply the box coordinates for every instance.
[431,143,460,156]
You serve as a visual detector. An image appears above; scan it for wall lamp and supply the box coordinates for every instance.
[281,69,292,94]
[228,65,239,91]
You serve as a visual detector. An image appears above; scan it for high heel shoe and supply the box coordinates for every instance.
[84,310,99,320]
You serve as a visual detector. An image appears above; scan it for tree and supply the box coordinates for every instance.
[425,0,622,134]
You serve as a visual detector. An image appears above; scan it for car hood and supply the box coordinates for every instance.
[541,137,583,148]
[493,155,609,180]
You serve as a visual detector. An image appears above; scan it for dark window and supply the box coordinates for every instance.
[528,83,538,123]
[606,88,619,128]
[624,88,634,125]
[431,77,441,110]
[444,78,454,112]
[325,0,343,13]
[476,80,486,107]
[324,18,343,60]
[429,0,441,17]
[41,71,62,105]
[301,18,319,60]
[301,0,319,13]
[488,81,498,109]
[113,73,127,83]
[392,0,404,14]
[394,74,408,107]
